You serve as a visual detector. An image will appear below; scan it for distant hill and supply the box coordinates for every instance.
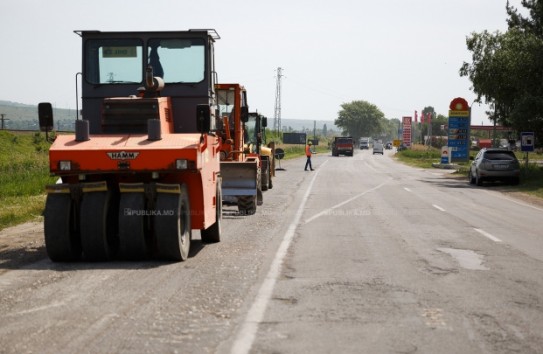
[274,118,339,133]
[0,101,77,131]
[0,101,339,133]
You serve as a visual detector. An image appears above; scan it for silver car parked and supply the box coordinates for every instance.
[469,148,520,186]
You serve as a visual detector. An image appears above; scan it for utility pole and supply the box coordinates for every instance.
[0,114,9,130]
[273,67,283,135]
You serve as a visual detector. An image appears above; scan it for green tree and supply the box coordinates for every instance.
[506,0,543,36]
[382,118,400,141]
[335,100,385,140]
[460,0,543,136]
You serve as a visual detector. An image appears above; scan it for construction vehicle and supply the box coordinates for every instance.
[215,83,273,215]
[39,29,223,262]
[246,111,274,192]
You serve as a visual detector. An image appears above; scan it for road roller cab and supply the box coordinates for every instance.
[41,30,223,262]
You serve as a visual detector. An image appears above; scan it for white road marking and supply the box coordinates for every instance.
[404,187,412,192]
[14,301,66,315]
[474,228,503,243]
[363,160,380,173]
[230,161,326,354]
[432,204,446,212]
[303,180,390,224]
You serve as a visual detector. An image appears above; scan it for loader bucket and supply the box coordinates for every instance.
[220,161,258,197]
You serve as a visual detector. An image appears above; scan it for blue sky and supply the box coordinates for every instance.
[0,0,522,125]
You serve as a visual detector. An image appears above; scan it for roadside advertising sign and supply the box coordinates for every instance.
[447,97,470,162]
[521,132,535,152]
[283,132,307,144]
[402,116,412,147]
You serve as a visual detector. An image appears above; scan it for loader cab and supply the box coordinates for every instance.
[245,112,266,153]
[216,84,249,127]
[215,83,249,157]
[78,29,219,134]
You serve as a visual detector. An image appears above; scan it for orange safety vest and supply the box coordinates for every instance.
[305,145,312,157]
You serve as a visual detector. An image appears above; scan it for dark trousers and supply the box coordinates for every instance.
[304,156,313,170]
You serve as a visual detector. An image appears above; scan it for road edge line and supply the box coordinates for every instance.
[229,160,326,354]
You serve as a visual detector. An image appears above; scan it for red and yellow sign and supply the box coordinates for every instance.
[449,97,469,111]
[448,97,470,162]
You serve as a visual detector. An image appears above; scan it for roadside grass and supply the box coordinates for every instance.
[394,144,441,168]
[517,162,543,198]
[0,131,56,231]
[395,144,543,198]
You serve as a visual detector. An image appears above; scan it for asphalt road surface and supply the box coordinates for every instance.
[1,148,543,354]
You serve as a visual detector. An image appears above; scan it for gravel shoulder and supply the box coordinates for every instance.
[0,221,46,275]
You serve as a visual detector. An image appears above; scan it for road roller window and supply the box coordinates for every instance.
[147,38,205,84]
[85,38,143,85]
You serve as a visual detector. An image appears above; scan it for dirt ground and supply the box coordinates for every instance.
[0,221,46,275]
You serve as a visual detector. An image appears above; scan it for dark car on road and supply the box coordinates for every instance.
[468,148,520,186]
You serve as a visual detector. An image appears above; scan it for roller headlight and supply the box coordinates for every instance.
[176,159,188,170]
[59,160,72,171]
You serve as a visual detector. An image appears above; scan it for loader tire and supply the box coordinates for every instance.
[80,191,117,261]
[155,184,191,261]
[261,160,270,191]
[268,167,273,190]
[201,179,222,243]
[256,168,263,206]
[238,196,257,215]
[44,193,81,262]
[257,186,263,206]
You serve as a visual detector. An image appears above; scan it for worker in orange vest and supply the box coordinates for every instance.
[304,141,314,171]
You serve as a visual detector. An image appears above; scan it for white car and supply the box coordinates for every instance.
[372,142,384,155]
